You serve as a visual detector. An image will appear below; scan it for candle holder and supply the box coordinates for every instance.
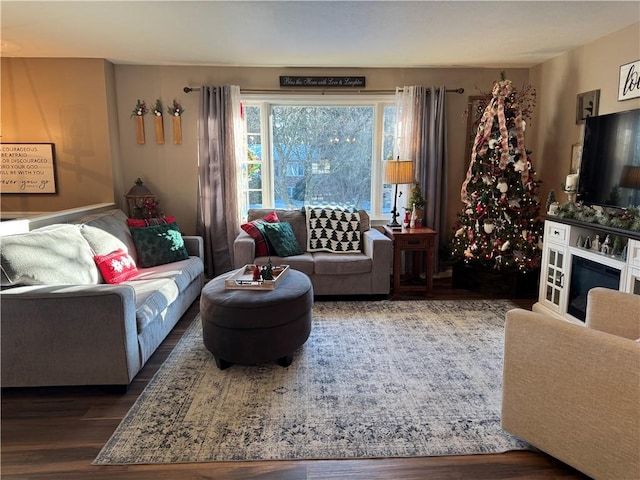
[563,173,579,203]
[563,189,577,203]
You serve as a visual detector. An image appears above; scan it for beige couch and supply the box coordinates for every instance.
[502,287,640,480]
[234,208,392,296]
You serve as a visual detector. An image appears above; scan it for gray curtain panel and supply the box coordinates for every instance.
[196,85,241,276]
[411,86,448,274]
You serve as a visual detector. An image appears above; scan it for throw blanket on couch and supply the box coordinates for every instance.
[305,207,361,253]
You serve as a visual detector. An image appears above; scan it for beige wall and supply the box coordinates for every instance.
[1,58,117,213]
[529,22,640,209]
[3,22,638,237]
[113,66,528,234]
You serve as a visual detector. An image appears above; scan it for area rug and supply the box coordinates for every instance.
[93,299,530,465]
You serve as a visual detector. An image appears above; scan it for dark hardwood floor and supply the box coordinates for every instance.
[1,279,589,480]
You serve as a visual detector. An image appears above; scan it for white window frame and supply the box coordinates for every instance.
[241,93,395,221]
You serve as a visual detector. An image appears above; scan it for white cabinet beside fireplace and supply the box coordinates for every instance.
[536,221,570,316]
[533,219,638,325]
[623,239,640,294]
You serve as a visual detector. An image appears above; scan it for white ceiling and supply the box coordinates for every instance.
[1,1,639,68]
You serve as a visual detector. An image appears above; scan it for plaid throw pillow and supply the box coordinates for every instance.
[127,215,176,228]
[241,211,279,257]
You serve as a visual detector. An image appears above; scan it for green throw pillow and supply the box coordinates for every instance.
[130,222,189,268]
[262,222,303,257]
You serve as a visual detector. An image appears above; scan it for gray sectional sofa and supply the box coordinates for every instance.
[1,209,204,388]
[233,208,392,296]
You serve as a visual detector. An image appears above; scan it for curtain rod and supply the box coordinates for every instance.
[183,87,464,95]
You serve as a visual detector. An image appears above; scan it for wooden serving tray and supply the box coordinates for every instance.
[224,264,290,290]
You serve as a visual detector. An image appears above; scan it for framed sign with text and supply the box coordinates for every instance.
[0,143,57,193]
[618,60,640,101]
[279,76,366,88]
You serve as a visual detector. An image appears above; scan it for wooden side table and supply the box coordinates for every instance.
[384,225,437,298]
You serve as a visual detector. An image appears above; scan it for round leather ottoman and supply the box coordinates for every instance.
[200,269,313,369]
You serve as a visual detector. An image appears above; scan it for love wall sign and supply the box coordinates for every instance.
[618,60,640,101]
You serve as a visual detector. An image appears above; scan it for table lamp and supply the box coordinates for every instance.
[383,157,414,228]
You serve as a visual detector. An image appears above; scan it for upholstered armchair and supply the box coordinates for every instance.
[502,287,640,480]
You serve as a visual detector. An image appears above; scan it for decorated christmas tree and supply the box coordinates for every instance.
[450,75,543,273]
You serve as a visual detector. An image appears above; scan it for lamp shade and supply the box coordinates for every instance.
[619,165,640,190]
[384,160,414,185]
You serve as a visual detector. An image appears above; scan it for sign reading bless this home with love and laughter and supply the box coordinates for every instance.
[1,143,57,193]
[280,76,366,88]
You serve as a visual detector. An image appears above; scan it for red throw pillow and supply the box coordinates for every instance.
[94,249,139,284]
[127,215,176,228]
[240,211,279,257]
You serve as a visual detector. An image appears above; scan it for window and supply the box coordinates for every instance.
[240,96,397,220]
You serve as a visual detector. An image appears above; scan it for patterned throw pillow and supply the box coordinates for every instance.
[94,249,139,284]
[127,215,176,228]
[305,207,361,253]
[241,211,279,256]
[129,222,189,268]
[262,222,304,257]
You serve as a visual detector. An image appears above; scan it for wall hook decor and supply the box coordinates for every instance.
[152,99,164,144]
[167,99,184,145]
[131,99,148,144]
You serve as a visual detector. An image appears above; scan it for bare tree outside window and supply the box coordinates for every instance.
[271,105,374,209]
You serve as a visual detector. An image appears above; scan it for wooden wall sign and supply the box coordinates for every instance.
[279,76,366,88]
[618,60,640,101]
[1,143,57,193]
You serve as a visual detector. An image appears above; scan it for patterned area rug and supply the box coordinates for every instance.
[94,299,529,465]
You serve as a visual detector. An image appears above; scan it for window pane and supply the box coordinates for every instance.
[382,105,397,215]
[383,105,396,163]
[249,190,262,207]
[245,106,261,136]
[271,105,373,210]
[247,162,262,210]
[241,104,263,216]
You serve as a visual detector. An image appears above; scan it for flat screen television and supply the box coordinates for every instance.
[577,108,640,209]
